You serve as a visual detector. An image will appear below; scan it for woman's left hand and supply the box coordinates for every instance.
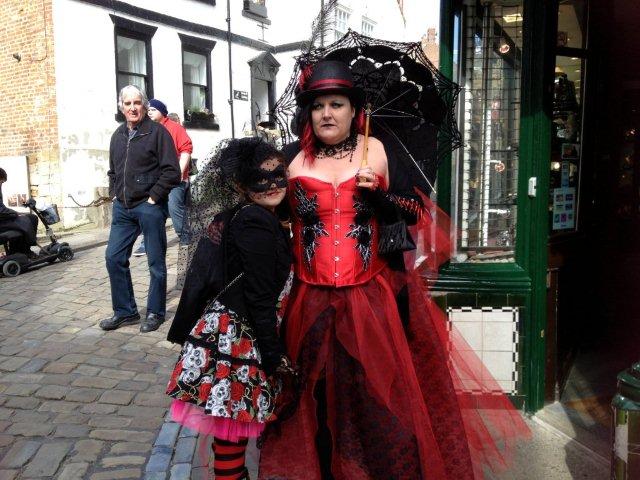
[355,167,380,191]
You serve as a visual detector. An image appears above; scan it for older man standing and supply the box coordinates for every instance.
[100,85,180,333]
[133,98,192,256]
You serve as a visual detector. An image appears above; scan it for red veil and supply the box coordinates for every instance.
[258,194,530,479]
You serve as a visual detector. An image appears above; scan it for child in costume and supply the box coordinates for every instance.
[166,137,294,480]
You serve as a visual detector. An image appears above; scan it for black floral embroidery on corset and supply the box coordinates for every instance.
[294,181,329,270]
[346,195,374,270]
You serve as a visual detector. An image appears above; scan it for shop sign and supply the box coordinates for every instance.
[233,90,249,101]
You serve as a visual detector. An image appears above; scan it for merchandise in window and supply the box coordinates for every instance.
[549,0,587,233]
[451,0,523,263]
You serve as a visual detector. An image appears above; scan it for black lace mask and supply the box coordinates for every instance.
[245,164,288,193]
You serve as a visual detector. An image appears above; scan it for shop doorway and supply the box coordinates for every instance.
[543,0,640,456]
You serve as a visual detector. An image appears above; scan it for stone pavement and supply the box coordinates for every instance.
[0,232,197,479]
[0,227,612,480]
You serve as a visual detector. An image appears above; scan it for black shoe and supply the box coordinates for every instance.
[140,312,165,333]
[99,313,140,331]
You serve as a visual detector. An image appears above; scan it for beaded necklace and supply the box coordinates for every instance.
[315,132,358,162]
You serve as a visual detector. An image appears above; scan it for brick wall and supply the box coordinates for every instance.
[0,0,60,208]
[422,28,440,68]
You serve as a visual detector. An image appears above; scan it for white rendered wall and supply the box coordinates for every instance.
[51,0,412,227]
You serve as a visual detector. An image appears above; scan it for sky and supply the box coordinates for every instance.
[403,0,441,42]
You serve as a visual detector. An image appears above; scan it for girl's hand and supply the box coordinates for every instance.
[355,167,379,191]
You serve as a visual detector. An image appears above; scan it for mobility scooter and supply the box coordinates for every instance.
[0,199,73,277]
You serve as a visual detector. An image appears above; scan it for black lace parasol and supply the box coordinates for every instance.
[271,29,462,195]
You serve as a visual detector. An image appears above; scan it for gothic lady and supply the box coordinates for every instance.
[258,60,529,480]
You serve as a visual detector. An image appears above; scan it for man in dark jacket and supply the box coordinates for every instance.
[100,85,180,333]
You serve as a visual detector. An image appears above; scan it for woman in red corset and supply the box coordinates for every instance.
[258,60,529,480]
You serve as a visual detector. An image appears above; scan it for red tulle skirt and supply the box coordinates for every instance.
[258,197,530,480]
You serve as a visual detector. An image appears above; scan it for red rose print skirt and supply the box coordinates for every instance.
[166,300,280,442]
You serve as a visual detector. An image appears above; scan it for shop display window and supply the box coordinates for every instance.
[451,0,523,263]
[550,0,587,233]
[557,0,587,50]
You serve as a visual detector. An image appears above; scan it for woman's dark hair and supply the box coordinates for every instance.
[219,137,285,189]
[0,168,7,181]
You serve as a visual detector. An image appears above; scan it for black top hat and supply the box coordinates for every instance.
[296,60,365,107]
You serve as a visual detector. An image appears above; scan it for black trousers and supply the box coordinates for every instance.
[0,214,38,254]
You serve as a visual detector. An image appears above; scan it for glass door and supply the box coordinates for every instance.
[549,0,588,234]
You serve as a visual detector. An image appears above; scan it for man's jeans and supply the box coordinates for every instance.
[105,199,168,317]
[168,181,189,244]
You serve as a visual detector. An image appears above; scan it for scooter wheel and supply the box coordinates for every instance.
[2,260,21,277]
[58,246,74,262]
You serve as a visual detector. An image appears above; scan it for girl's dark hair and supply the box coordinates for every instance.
[219,137,285,189]
[0,168,6,181]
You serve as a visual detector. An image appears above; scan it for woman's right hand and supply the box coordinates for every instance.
[355,167,380,191]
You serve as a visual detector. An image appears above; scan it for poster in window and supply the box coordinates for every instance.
[552,187,575,230]
[561,143,580,160]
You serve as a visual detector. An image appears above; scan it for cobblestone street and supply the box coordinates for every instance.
[0,233,610,480]
[0,235,232,479]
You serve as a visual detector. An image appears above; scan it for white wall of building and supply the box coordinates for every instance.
[51,0,410,227]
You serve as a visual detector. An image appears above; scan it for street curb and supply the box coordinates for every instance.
[530,415,610,467]
[64,226,179,254]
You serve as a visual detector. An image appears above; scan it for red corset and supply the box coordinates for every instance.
[288,176,386,287]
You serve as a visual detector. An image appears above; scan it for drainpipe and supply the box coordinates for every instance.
[227,0,235,138]
[320,0,325,47]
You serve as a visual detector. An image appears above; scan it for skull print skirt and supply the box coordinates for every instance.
[166,300,280,442]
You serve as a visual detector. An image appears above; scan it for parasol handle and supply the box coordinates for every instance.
[360,103,372,168]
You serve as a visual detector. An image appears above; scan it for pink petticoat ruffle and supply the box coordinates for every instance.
[170,400,266,443]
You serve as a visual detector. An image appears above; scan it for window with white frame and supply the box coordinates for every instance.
[361,17,375,36]
[335,7,350,41]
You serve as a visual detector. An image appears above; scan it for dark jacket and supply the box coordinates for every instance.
[167,203,292,375]
[108,116,180,207]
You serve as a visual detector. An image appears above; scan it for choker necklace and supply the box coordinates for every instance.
[316,133,358,162]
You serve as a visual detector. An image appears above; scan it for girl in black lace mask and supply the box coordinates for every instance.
[167,137,295,480]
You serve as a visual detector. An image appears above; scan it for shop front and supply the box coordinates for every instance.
[436,0,640,414]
